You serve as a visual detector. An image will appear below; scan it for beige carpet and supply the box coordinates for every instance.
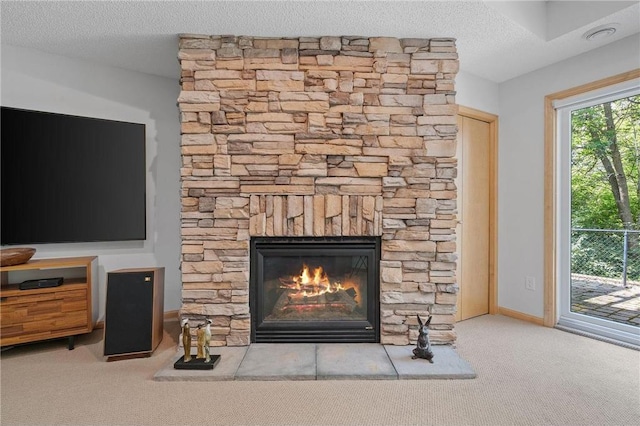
[1,315,638,426]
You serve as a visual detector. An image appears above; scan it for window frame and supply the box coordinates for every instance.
[544,70,640,347]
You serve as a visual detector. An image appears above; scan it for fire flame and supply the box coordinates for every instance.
[280,264,348,297]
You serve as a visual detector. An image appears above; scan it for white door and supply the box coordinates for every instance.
[555,80,640,347]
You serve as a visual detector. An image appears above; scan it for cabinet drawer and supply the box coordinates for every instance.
[1,310,89,340]
[0,288,88,338]
[1,287,86,304]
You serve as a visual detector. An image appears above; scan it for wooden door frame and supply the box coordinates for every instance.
[543,69,640,327]
[457,105,499,317]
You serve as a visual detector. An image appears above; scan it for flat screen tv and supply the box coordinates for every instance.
[1,107,146,245]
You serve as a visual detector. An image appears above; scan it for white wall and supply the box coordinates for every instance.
[498,35,640,318]
[1,45,182,319]
[456,70,500,115]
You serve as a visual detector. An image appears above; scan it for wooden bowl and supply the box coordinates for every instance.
[0,247,36,267]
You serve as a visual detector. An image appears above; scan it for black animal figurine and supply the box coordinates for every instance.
[412,314,434,363]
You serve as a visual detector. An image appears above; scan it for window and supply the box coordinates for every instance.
[553,78,640,347]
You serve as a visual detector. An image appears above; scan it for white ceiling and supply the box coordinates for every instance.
[1,1,639,83]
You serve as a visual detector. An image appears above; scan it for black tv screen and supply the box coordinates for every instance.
[1,107,146,245]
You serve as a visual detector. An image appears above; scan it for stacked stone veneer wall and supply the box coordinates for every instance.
[178,35,459,347]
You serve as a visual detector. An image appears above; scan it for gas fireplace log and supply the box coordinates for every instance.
[272,288,358,313]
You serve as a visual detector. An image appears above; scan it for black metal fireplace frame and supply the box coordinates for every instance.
[250,236,380,343]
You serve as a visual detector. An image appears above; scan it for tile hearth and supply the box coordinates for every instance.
[154,344,475,381]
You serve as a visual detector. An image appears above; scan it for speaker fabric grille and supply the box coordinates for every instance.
[104,271,154,356]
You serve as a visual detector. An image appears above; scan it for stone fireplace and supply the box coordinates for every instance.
[178,35,458,347]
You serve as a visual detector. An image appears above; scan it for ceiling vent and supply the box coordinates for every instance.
[583,23,619,41]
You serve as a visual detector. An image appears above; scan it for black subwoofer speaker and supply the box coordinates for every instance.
[103,267,164,359]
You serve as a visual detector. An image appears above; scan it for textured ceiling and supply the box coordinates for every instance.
[1,1,639,83]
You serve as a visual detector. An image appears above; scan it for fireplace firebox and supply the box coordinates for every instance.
[250,237,380,343]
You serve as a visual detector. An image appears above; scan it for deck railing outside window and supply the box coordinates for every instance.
[571,228,640,287]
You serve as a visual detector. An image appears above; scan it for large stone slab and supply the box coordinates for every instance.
[316,343,397,380]
[153,346,248,381]
[384,345,476,379]
[235,343,316,380]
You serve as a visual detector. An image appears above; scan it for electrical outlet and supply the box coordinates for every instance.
[525,276,536,291]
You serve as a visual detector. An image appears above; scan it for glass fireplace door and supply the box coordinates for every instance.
[250,237,380,343]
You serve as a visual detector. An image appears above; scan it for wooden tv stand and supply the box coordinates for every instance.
[0,256,98,350]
